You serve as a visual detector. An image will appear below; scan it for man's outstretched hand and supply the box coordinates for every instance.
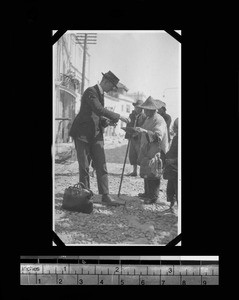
[119,116,129,123]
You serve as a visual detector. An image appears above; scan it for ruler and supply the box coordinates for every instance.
[20,256,219,285]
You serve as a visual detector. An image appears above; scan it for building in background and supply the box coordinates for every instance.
[127,91,147,102]
[54,33,90,143]
[54,33,147,141]
[105,83,135,136]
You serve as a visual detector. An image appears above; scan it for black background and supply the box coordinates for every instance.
[4,1,238,297]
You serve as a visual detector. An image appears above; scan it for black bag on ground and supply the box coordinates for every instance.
[62,182,93,214]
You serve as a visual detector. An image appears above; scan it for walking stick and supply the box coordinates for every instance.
[118,110,141,198]
[117,112,139,197]
[117,138,131,197]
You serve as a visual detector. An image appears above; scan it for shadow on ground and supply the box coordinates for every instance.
[54,193,177,245]
[55,172,79,177]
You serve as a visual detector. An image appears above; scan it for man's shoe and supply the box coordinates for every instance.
[170,205,177,215]
[162,204,177,214]
[102,194,125,206]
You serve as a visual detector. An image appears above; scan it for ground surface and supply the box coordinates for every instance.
[54,136,178,245]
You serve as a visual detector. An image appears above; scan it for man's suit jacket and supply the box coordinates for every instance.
[69,85,120,142]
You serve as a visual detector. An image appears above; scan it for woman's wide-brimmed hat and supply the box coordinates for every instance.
[133,99,144,107]
[138,96,158,110]
[101,71,120,88]
[154,99,166,110]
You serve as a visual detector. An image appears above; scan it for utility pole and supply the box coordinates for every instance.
[75,33,97,95]
[81,34,87,95]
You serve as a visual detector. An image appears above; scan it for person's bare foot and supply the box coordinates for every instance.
[126,172,137,176]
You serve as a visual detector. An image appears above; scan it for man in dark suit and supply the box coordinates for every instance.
[69,71,128,206]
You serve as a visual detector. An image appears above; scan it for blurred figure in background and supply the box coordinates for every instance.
[125,100,146,176]
[163,118,178,214]
[158,105,172,143]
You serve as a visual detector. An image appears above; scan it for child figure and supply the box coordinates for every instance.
[163,118,178,214]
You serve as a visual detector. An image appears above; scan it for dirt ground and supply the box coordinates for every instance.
[54,136,178,245]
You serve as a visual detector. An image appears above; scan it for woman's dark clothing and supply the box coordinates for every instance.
[164,133,178,204]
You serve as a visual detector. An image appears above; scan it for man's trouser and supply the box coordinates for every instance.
[74,136,109,195]
[128,137,140,165]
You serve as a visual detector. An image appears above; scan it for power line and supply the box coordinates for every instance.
[75,33,97,95]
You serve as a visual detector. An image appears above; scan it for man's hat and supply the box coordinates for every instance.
[101,71,120,88]
[138,96,158,110]
[154,99,166,110]
[133,99,144,107]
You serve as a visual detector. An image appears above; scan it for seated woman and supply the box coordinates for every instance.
[136,96,169,204]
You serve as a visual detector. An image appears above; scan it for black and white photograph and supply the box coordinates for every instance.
[5,3,238,294]
[53,30,181,245]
